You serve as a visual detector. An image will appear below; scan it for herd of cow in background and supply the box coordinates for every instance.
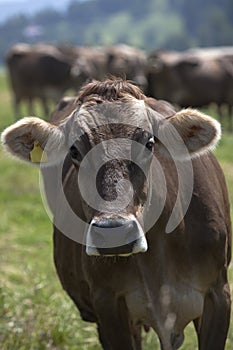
[5,43,233,131]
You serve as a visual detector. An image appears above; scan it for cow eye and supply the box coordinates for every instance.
[145,137,155,152]
[69,145,82,162]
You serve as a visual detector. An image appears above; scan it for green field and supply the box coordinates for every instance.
[0,70,232,349]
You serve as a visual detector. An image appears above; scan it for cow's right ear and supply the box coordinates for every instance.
[1,117,67,166]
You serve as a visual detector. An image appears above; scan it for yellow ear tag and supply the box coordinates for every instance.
[30,141,48,163]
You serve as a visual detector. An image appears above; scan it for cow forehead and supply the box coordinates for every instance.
[66,99,154,145]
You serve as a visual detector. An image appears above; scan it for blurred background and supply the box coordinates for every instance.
[0,0,232,60]
[0,1,233,349]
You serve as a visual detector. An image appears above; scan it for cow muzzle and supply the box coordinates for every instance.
[86,217,148,257]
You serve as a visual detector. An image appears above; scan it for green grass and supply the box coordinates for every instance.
[0,70,232,349]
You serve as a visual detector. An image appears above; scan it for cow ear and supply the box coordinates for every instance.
[1,117,67,166]
[157,108,221,159]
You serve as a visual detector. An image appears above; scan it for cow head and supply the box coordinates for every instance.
[2,79,221,257]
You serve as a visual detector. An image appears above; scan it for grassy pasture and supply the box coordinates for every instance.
[0,70,232,349]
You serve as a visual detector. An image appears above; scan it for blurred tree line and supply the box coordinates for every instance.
[0,0,232,63]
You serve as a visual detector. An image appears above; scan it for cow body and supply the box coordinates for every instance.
[71,44,148,91]
[147,49,233,130]
[54,142,231,350]
[2,79,231,350]
[105,45,147,89]
[5,43,87,118]
[147,49,233,107]
[6,43,148,120]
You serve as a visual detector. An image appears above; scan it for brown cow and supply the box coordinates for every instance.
[5,43,89,118]
[147,49,233,131]
[70,44,148,90]
[105,45,148,90]
[1,79,231,350]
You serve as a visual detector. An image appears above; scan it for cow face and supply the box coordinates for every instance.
[67,100,156,256]
[2,80,221,257]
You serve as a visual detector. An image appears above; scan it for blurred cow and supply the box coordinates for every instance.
[6,43,148,119]
[5,43,89,118]
[71,44,148,90]
[147,49,233,131]
[73,45,108,81]
[105,45,148,90]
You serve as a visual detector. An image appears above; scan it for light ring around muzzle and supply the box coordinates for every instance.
[86,215,148,256]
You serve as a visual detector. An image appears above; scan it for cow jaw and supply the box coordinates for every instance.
[86,216,148,257]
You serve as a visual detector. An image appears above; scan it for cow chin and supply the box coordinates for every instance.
[86,216,148,257]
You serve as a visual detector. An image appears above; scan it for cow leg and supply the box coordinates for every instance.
[97,325,111,350]
[94,291,135,350]
[13,96,21,119]
[217,104,223,126]
[41,97,50,116]
[97,321,141,350]
[132,325,142,350]
[194,278,231,350]
[96,325,141,350]
[28,97,34,115]
[227,104,232,132]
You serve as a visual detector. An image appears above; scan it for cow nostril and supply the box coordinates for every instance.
[92,218,129,229]
[86,218,147,256]
[87,219,143,254]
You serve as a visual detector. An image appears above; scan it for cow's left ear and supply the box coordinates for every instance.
[1,117,67,166]
[157,108,221,159]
